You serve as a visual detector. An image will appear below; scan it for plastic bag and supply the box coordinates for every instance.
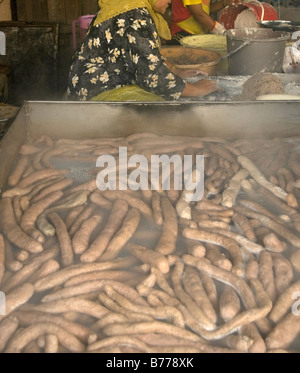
[283,46,300,74]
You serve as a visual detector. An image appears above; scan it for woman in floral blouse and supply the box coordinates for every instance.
[67,0,219,101]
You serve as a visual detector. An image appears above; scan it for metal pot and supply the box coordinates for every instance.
[225,28,290,75]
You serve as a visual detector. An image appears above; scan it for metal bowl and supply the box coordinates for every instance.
[258,20,300,32]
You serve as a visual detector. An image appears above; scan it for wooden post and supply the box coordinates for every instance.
[81,0,98,16]
[32,0,49,22]
[21,0,48,23]
[24,0,34,23]
[16,0,26,21]
[47,0,66,24]
[65,0,81,25]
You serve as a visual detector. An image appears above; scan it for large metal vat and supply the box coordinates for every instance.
[0,100,300,353]
[1,99,300,192]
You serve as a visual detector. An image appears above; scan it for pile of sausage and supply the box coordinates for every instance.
[0,132,300,353]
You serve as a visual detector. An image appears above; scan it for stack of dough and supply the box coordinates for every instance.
[238,73,284,100]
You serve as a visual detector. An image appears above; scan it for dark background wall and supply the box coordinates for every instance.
[0,0,100,105]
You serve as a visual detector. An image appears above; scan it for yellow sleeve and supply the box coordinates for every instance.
[182,0,202,6]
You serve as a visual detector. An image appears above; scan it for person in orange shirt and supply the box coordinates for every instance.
[169,0,241,44]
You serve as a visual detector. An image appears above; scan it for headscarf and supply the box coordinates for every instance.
[95,0,171,40]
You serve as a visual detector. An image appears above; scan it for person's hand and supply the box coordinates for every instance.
[211,21,226,35]
[192,79,220,97]
[181,78,221,97]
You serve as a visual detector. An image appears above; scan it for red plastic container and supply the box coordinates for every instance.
[220,2,278,30]
[72,15,95,50]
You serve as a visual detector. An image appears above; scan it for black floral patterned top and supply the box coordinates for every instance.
[66,8,186,101]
